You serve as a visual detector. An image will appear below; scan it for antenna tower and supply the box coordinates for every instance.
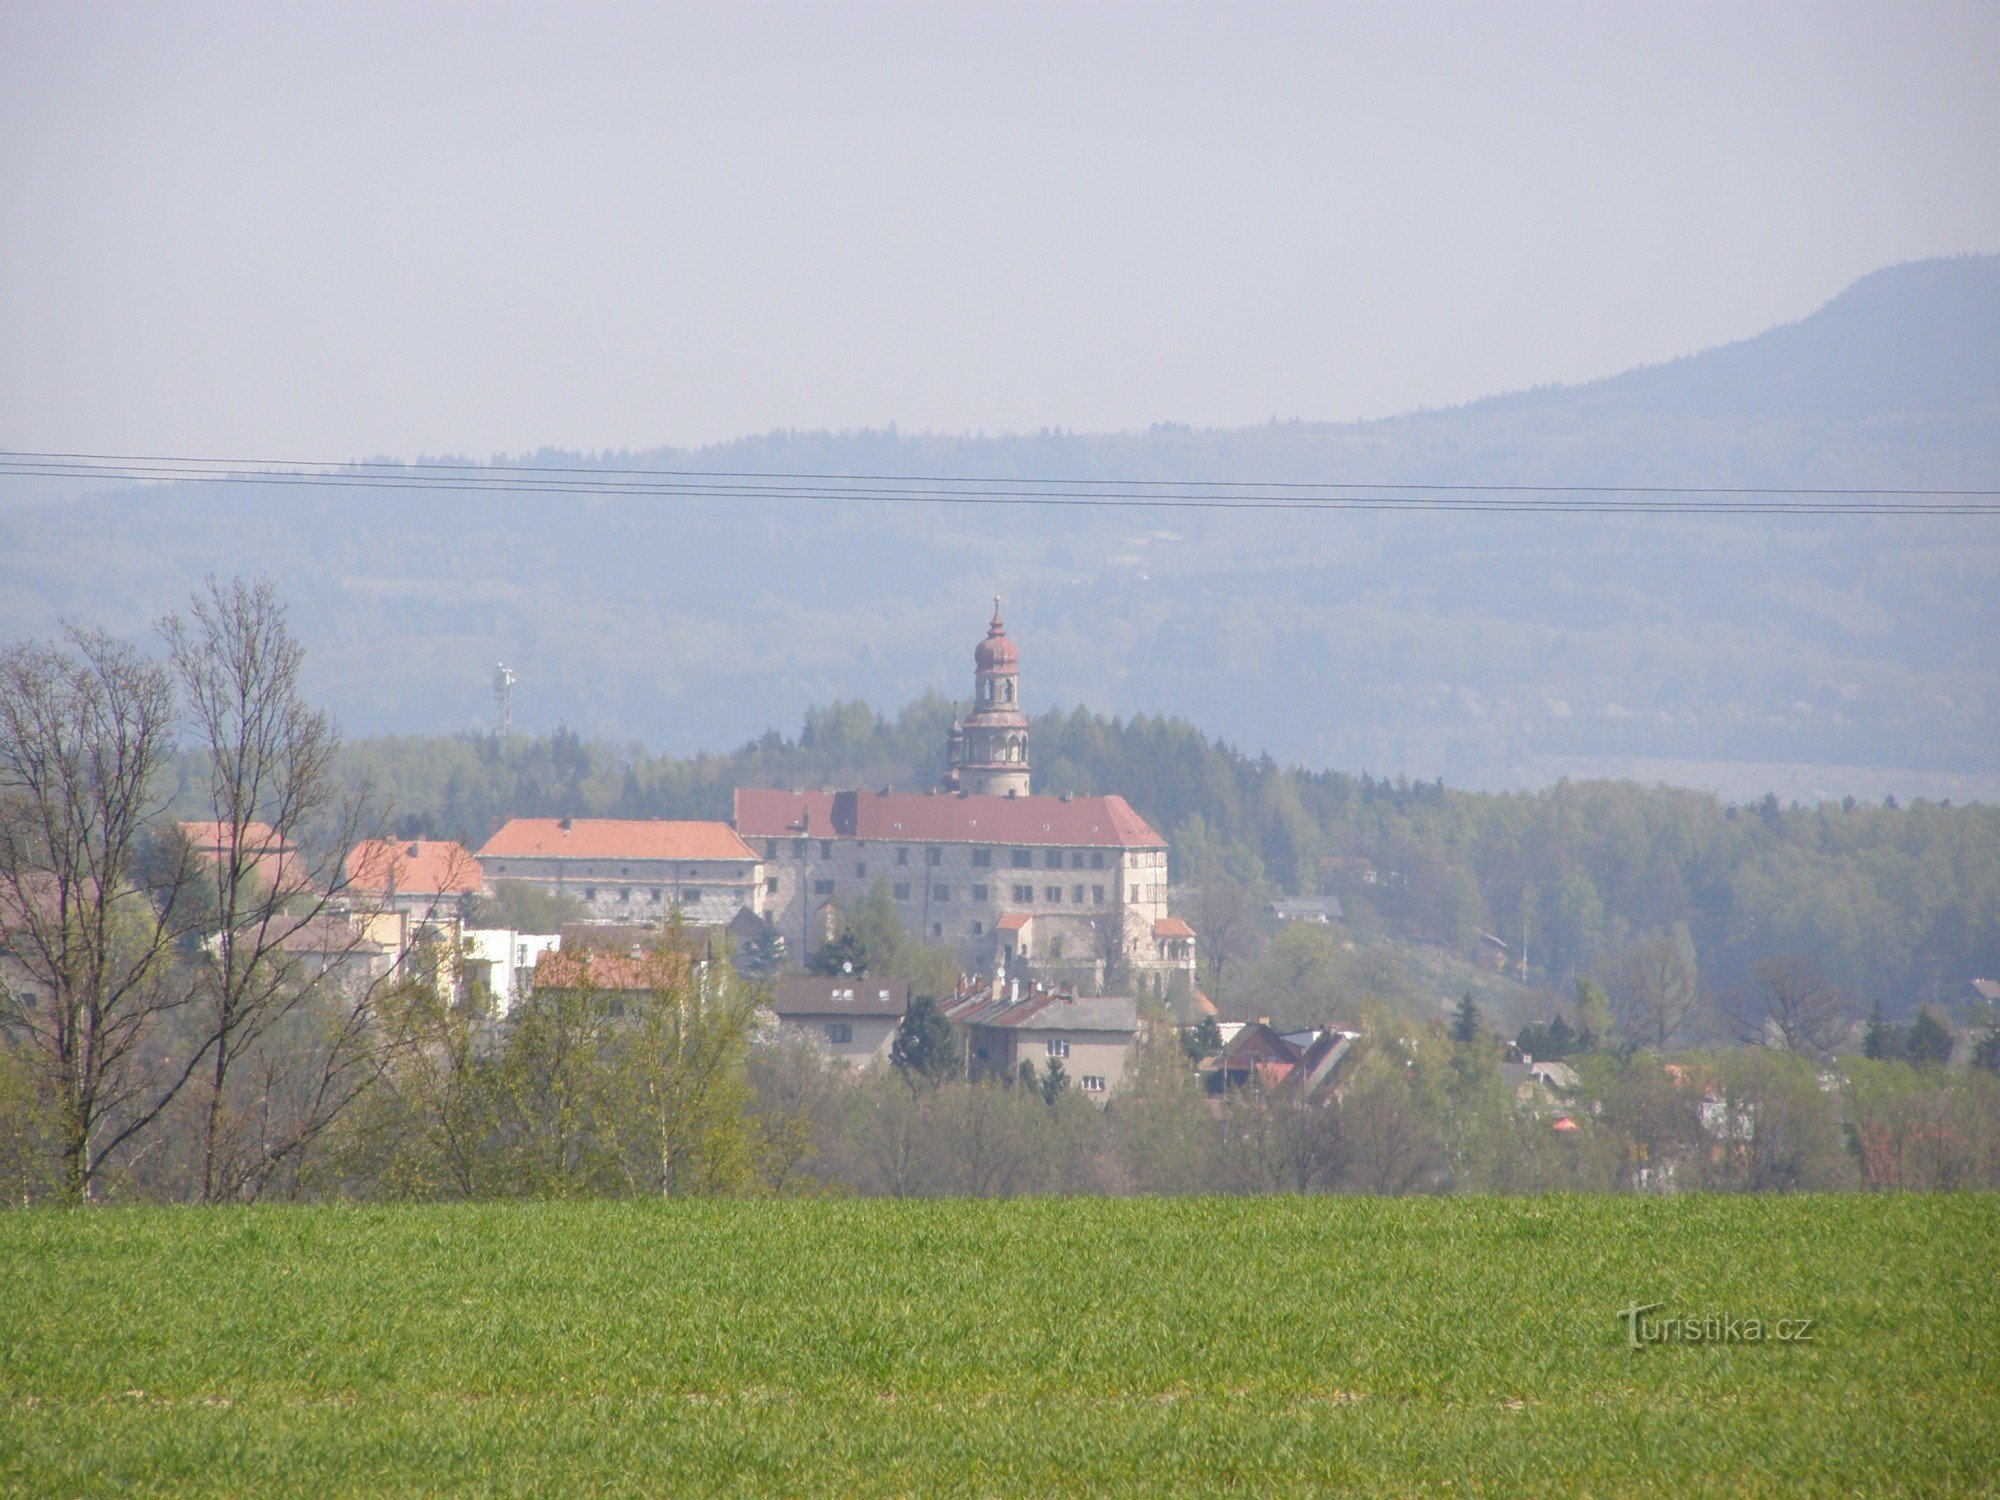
[493,663,516,738]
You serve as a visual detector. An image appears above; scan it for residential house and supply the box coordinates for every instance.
[765,974,910,1064]
[1267,897,1343,924]
[943,986,1140,1102]
[1197,1020,1359,1103]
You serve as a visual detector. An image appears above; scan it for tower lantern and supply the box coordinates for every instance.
[946,597,1030,796]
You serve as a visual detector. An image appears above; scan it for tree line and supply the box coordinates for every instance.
[342,703,2000,1019]
[6,582,1999,1205]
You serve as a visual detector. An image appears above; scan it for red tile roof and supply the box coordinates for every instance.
[531,945,699,993]
[179,820,310,897]
[345,839,483,896]
[479,819,757,863]
[997,913,1032,931]
[1153,917,1196,939]
[733,788,1163,849]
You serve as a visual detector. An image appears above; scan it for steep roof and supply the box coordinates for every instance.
[344,839,482,896]
[734,788,1164,849]
[768,975,911,1018]
[479,818,757,863]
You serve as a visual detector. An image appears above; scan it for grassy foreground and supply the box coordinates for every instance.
[2,1196,1995,1496]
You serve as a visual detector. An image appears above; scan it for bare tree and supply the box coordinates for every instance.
[1603,938,1701,1056]
[0,630,195,1200]
[1182,876,1261,1002]
[1718,955,1851,1060]
[162,578,385,1201]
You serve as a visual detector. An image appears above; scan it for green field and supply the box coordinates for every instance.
[2,1196,1995,1496]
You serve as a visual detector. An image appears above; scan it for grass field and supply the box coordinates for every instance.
[2,1195,1996,1496]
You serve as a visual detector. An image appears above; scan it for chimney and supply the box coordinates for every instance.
[1258,1016,1270,1026]
[558,816,573,833]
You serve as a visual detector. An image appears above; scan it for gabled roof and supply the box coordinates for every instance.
[941,990,1139,1034]
[479,818,757,863]
[997,913,1033,932]
[345,838,482,896]
[733,788,1164,849]
[1153,917,1196,939]
[768,975,910,1018]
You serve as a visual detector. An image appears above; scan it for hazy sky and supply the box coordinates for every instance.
[2,2,1996,460]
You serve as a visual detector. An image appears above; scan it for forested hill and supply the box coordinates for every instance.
[8,255,1999,800]
[331,705,2000,1020]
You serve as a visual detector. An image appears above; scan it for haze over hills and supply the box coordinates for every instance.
[3,254,1997,802]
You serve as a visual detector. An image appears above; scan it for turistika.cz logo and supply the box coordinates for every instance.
[1618,1302,1817,1349]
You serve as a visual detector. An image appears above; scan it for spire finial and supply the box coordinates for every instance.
[991,593,1003,629]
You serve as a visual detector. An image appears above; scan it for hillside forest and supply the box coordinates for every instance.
[340,699,2000,1029]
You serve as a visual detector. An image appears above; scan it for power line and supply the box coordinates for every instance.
[1,449,1996,515]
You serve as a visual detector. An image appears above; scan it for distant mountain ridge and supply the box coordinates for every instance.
[2,255,1997,797]
[1459,253,2000,424]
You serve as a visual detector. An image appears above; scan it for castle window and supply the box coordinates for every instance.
[971,884,988,902]
[765,841,777,858]
[1091,852,1106,870]
[651,888,663,901]
[820,841,834,858]
[684,889,702,902]
[1011,849,1032,869]
[1045,886,1062,903]
[973,922,984,935]
[1013,884,1033,902]
[813,879,833,895]
[929,848,942,867]
[792,840,806,857]
[971,848,991,867]
[1046,1038,1070,1059]
[584,888,597,901]
[1003,681,1013,702]
[894,883,912,901]
[897,847,909,866]
[619,888,630,902]
[932,922,943,937]
[826,1023,852,1044]
[1082,1075,1105,1093]
[1092,886,1105,904]
[1071,852,1085,869]
[933,885,950,902]
[855,862,866,878]
[766,877,778,894]
[1072,885,1084,904]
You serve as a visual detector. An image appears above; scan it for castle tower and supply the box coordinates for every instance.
[948,598,1031,797]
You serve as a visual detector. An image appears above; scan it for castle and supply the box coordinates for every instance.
[733,602,1195,993]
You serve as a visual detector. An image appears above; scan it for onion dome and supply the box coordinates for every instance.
[975,596,1019,670]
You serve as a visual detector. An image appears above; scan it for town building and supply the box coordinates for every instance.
[344,838,483,919]
[942,986,1140,1102]
[459,928,562,1016]
[180,820,311,899]
[732,604,1192,990]
[476,818,764,926]
[765,974,910,1064]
